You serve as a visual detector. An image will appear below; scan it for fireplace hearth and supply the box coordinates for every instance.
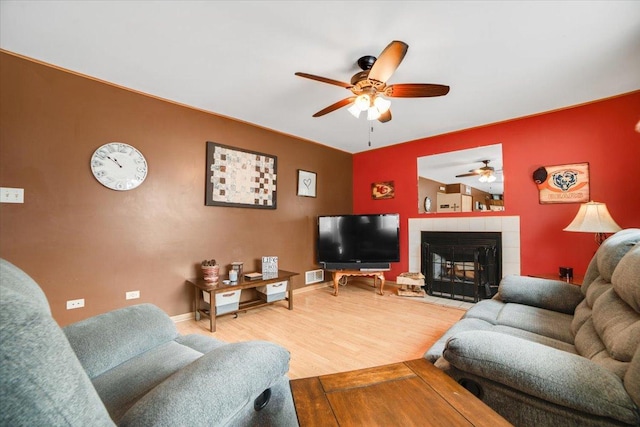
[421,231,502,302]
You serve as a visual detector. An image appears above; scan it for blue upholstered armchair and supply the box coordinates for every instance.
[0,259,299,426]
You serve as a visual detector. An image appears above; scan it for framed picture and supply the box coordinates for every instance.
[205,142,277,209]
[372,181,395,199]
[297,170,317,197]
[537,162,589,204]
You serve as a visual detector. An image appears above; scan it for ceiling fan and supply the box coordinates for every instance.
[294,40,449,123]
[456,160,498,183]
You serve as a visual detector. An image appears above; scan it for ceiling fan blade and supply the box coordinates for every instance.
[295,72,352,89]
[378,109,392,123]
[385,83,450,98]
[312,97,356,117]
[455,172,479,178]
[368,40,408,83]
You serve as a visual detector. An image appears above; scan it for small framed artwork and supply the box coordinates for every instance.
[297,170,317,197]
[205,142,277,209]
[537,162,589,204]
[372,181,395,199]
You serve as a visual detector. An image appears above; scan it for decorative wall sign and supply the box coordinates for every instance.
[372,181,395,199]
[537,162,589,204]
[297,170,317,197]
[261,256,278,279]
[206,142,277,209]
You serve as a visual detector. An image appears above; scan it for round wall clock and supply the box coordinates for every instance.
[90,142,148,191]
[424,196,432,212]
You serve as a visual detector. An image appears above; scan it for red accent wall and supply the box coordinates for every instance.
[353,91,640,280]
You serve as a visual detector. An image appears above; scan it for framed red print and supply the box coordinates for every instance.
[372,181,395,200]
[537,163,589,204]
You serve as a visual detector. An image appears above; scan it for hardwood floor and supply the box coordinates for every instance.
[176,279,466,379]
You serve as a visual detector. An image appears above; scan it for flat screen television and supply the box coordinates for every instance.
[317,213,400,270]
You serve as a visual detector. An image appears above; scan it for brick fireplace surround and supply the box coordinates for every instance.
[408,216,521,278]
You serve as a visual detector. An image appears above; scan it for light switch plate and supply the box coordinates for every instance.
[0,187,24,203]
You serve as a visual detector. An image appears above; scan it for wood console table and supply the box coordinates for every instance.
[330,270,386,296]
[187,270,298,332]
[291,358,511,426]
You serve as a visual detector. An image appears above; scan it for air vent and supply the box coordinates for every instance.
[305,269,325,285]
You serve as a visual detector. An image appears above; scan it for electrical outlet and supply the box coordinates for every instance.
[0,187,24,203]
[126,290,140,300]
[66,298,84,310]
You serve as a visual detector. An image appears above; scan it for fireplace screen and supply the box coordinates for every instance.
[426,245,498,302]
[421,232,501,302]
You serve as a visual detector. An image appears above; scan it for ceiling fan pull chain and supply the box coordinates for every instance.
[368,124,374,146]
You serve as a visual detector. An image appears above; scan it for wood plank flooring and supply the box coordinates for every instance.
[176,279,466,379]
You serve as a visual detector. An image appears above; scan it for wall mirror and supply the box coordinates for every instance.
[417,144,504,214]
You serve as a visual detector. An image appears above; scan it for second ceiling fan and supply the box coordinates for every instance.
[456,160,499,183]
[295,40,449,123]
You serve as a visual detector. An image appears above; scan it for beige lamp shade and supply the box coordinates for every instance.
[564,201,622,244]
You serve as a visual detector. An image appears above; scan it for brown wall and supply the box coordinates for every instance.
[418,178,491,213]
[0,52,353,325]
[417,177,443,213]
[469,187,493,211]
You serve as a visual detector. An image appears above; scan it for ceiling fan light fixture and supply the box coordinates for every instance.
[367,107,381,121]
[347,104,362,118]
[354,94,370,111]
[373,96,391,114]
[478,171,496,183]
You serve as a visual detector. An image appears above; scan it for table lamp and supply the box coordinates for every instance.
[563,201,621,245]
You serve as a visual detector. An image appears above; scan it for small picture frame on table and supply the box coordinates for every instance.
[297,170,317,198]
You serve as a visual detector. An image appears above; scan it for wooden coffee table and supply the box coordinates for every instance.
[290,359,511,426]
[330,270,386,296]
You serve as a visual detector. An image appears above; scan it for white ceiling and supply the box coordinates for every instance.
[1,1,639,154]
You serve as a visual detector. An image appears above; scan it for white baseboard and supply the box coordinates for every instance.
[294,281,332,293]
[171,312,194,323]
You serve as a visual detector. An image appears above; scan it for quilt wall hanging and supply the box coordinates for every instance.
[206,142,277,209]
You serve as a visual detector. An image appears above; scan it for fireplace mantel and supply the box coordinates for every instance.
[408,216,520,278]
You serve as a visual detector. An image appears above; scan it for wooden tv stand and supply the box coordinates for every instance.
[330,270,386,296]
[187,270,298,332]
